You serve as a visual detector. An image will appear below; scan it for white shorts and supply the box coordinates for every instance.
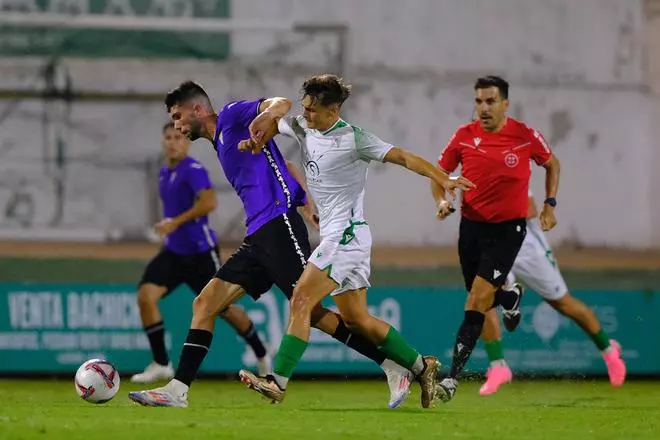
[506,219,568,301]
[308,223,371,296]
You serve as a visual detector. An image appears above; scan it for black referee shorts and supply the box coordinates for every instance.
[214,209,311,300]
[139,245,221,296]
[458,217,526,291]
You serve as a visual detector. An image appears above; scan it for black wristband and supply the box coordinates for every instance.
[544,197,557,207]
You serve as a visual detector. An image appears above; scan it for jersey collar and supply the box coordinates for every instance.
[321,118,348,136]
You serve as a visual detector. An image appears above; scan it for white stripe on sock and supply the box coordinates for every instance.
[183,343,209,352]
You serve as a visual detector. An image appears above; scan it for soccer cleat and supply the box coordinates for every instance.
[603,340,626,387]
[130,361,174,384]
[479,364,513,396]
[435,377,458,403]
[128,381,188,407]
[381,359,413,409]
[239,370,285,404]
[256,355,273,377]
[416,356,441,409]
[502,283,524,332]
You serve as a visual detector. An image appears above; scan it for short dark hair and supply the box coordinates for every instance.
[162,121,174,133]
[474,75,509,99]
[302,74,352,107]
[164,80,211,111]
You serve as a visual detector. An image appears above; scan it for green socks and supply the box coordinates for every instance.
[273,334,308,381]
[484,340,505,363]
[590,329,611,352]
[378,327,421,372]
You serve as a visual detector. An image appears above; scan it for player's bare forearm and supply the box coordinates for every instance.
[540,155,560,231]
[173,189,217,226]
[250,97,292,145]
[384,147,450,187]
[431,174,447,204]
[542,155,561,198]
[258,97,292,121]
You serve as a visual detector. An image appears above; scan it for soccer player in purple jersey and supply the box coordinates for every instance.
[128,81,414,408]
[131,122,271,384]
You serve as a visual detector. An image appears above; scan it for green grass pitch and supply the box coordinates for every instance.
[1,379,658,440]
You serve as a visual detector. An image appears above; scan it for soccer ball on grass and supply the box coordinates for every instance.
[74,359,120,404]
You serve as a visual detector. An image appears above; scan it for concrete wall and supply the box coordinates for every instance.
[0,0,655,247]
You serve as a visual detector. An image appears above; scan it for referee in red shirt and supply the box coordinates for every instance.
[431,76,561,402]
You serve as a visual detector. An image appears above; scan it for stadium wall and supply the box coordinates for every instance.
[1,283,658,377]
[0,0,656,248]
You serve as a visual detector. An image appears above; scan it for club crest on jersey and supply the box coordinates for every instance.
[473,137,481,147]
[306,160,321,182]
[504,153,519,167]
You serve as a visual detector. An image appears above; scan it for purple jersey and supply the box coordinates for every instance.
[213,99,306,235]
[159,156,218,254]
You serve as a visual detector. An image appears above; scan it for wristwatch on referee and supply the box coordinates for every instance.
[544,197,557,208]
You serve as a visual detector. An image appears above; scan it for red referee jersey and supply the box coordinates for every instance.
[438,117,552,223]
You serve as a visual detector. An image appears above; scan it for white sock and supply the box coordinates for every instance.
[411,355,424,376]
[490,359,508,368]
[380,359,396,371]
[169,379,189,396]
[272,373,289,390]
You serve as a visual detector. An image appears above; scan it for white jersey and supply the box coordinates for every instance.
[278,116,393,239]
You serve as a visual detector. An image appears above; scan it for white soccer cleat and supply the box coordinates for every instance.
[128,380,189,408]
[256,355,273,377]
[130,362,174,384]
[381,359,413,409]
[436,377,459,403]
[502,283,524,332]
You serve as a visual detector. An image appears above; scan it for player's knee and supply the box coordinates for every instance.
[466,290,492,311]
[469,278,500,309]
[339,311,371,333]
[136,286,160,309]
[291,285,317,316]
[547,292,575,315]
[192,290,219,319]
[191,294,205,315]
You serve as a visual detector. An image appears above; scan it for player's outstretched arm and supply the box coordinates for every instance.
[383,147,475,199]
[154,188,217,237]
[540,154,561,231]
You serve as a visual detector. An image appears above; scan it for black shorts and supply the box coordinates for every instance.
[139,246,221,295]
[458,217,526,291]
[215,210,311,300]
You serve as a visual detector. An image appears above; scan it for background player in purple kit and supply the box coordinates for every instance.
[131,122,270,384]
[128,81,414,408]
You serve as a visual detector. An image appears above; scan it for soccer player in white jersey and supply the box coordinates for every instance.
[478,190,627,395]
[237,74,474,407]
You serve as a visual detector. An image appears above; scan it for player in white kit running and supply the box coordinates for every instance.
[237,74,474,408]
[478,190,627,395]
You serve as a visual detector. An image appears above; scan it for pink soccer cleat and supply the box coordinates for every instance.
[603,340,626,387]
[479,364,513,396]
